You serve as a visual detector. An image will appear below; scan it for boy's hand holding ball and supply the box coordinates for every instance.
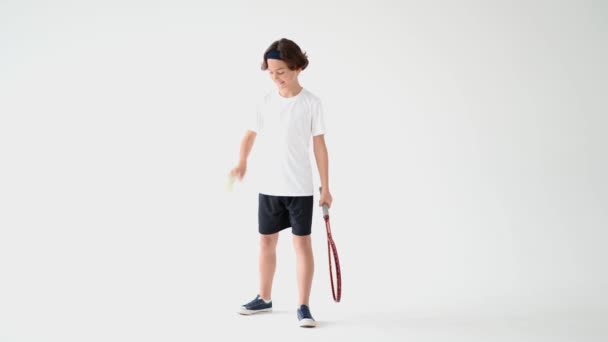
[227,162,247,192]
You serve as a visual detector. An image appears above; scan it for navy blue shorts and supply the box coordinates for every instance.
[258,193,314,236]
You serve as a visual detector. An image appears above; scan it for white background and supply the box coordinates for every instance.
[1,0,607,341]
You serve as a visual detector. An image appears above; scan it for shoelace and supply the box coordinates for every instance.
[246,297,261,308]
[246,296,270,309]
[299,306,313,319]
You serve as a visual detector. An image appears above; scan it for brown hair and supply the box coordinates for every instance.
[261,38,309,71]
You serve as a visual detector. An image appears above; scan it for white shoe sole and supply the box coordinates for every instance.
[238,307,273,315]
[299,318,317,327]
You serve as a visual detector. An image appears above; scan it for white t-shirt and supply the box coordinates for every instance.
[248,87,326,196]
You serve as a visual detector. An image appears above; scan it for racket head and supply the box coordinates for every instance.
[327,224,341,302]
[319,186,341,302]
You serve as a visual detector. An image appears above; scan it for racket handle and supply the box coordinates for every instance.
[319,187,329,218]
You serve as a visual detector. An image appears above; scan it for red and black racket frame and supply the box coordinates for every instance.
[319,187,341,303]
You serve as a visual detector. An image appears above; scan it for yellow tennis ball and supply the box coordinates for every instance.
[226,175,235,192]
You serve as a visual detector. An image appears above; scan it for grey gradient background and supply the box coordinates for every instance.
[1,0,607,341]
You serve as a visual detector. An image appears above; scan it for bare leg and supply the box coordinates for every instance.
[293,234,314,306]
[259,233,279,301]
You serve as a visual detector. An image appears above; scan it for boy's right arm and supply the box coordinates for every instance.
[230,130,257,180]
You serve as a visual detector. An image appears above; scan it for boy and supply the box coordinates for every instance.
[229,38,332,328]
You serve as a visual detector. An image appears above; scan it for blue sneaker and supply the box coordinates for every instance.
[238,295,272,315]
[297,304,316,327]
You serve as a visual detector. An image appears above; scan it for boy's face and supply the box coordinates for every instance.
[267,59,301,89]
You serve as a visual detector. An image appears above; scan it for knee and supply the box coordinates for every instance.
[260,234,278,251]
[292,235,312,252]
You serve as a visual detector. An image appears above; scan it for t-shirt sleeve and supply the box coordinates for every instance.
[311,99,326,136]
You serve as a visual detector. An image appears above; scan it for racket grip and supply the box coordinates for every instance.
[319,187,329,217]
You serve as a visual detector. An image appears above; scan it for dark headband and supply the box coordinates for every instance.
[265,50,282,60]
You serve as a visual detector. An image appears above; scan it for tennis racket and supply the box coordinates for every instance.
[319,187,341,303]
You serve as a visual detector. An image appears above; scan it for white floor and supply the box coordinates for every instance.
[3,295,606,342]
[228,307,607,342]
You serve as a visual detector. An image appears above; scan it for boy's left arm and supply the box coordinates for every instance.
[313,134,333,208]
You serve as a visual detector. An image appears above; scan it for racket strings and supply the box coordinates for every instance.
[325,219,342,302]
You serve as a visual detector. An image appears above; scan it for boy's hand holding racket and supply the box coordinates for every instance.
[319,188,333,209]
